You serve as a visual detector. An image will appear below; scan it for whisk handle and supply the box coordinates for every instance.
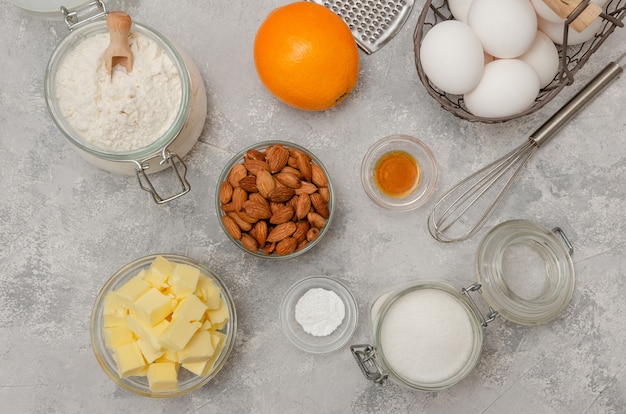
[530,61,623,147]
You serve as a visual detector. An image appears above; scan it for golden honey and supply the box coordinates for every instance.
[374,150,420,198]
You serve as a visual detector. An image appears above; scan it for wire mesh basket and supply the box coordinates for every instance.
[414,0,626,123]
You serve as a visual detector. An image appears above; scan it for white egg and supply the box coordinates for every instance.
[518,30,560,88]
[538,15,603,45]
[419,20,484,95]
[531,0,564,23]
[464,59,540,118]
[468,0,537,58]
[448,0,474,23]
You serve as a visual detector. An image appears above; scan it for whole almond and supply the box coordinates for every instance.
[275,172,301,188]
[227,164,247,188]
[222,215,242,240]
[220,202,237,213]
[240,233,259,252]
[227,212,252,232]
[234,210,258,224]
[266,144,290,173]
[292,220,310,243]
[249,193,270,209]
[244,159,270,176]
[270,205,294,224]
[250,220,268,246]
[287,195,299,214]
[242,200,271,219]
[310,192,330,218]
[246,148,266,161]
[268,187,295,203]
[287,156,299,169]
[306,227,320,242]
[263,241,276,255]
[275,237,297,256]
[318,187,330,203]
[307,211,327,229]
[295,193,311,220]
[280,166,304,179]
[256,169,275,198]
[267,221,296,242]
[232,186,248,211]
[238,175,258,193]
[296,152,312,182]
[311,164,328,187]
[295,181,317,195]
[218,181,233,204]
[296,240,309,252]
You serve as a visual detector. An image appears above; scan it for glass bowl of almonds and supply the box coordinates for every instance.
[216,141,334,259]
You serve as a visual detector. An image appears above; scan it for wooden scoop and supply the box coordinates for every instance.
[104,11,133,75]
[541,0,602,32]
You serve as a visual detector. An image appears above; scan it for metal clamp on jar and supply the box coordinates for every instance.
[351,219,575,391]
[44,1,207,203]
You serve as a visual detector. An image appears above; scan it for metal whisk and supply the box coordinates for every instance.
[428,56,625,243]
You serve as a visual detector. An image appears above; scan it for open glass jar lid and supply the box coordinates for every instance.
[7,0,87,15]
[352,219,575,391]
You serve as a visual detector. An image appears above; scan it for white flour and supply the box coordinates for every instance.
[55,31,182,152]
[295,288,345,337]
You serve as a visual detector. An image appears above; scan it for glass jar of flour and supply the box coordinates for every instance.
[44,1,207,203]
[351,220,575,391]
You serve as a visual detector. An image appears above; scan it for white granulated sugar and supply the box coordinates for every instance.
[295,288,345,337]
[379,288,475,385]
[55,31,182,152]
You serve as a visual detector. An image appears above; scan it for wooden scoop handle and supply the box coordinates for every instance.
[104,11,134,75]
[541,0,602,32]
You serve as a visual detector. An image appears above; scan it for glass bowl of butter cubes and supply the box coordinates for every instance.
[90,254,237,397]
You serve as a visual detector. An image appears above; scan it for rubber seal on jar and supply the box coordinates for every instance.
[475,219,575,325]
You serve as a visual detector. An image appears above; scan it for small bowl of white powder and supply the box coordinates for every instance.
[280,276,358,354]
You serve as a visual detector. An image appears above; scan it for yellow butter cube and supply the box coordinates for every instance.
[182,331,226,376]
[147,362,178,393]
[103,292,128,327]
[133,288,175,326]
[144,256,175,289]
[178,330,214,364]
[115,274,151,309]
[126,313,150,339]
[173,294,207,322]
[103,326,135,350]
[136,337,164,364]
[206,299,229,329]
[169,263,200,297]
[201,320,212,330]
[161,317,198,352]
[203,286,222,310]
[113,341,146,378]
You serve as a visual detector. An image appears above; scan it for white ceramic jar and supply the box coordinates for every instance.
[352,220,575,391]
[44,1,207,203]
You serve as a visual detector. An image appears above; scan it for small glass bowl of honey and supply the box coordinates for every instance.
[361,134,438,211]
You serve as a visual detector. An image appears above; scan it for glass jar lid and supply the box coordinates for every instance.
[7,0,89,17]
[475,220,575,326]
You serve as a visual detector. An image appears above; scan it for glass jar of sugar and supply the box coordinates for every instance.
[351,220,575,391]
[44,1,207,203]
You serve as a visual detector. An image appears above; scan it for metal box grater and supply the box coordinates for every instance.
[308,0,415,54]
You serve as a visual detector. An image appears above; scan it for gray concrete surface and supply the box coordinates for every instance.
[1,0,626,412]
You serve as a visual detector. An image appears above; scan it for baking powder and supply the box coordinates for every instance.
[55,31,182,152]
[295,288,345,337]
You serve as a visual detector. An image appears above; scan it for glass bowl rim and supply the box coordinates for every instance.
[216,140,335,259]
[361,134,438,212]
[279,275,358,354]
[90,253,237,398]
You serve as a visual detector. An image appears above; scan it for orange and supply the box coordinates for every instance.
[253,2,360,111]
